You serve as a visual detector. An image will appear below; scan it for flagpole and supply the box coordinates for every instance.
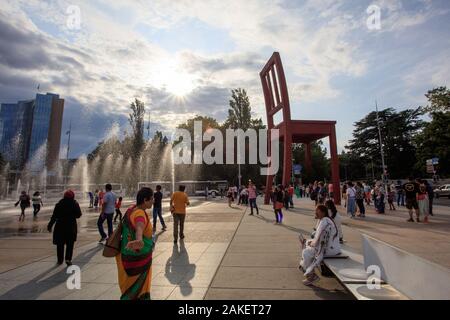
[65,120,72,187]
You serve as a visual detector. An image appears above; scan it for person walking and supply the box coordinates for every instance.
[395,180,405,207]
[363,182,371,205]
[387,186,396,211]
[47,190,82,266]
[32,191,44,218]
[97,184,117,243]
[274,185,284,224]
[403,177,420,222]
[114,197,123,223]
[346,182,357,218]
[116,187,154,300]
[418,182,430,223]
[227,187,234,207]
[170,185,190,244]
[248,181,259,215]
[88,191,94,208]
[355,182,366,217]
[318,182,327,205]
[94,189,99,209]
[342,183,348,208]
[15,191,30,222]
[287,184,295,208]
[328,182,334,200]
[424,180,434,216]
[152,185,167,233]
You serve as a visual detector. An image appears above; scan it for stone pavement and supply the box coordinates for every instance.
[0,196,449,300]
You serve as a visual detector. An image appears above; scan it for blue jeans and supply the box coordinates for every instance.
[152,207,166,229]
[397,193,404,206]
[249,198,259,215]
[98,213,113,238]
[347,198,356,217]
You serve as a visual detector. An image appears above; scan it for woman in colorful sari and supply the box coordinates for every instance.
[299,205,341,286]
[116,187,154,300]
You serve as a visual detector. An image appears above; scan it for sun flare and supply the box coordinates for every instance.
[155,59,197,98]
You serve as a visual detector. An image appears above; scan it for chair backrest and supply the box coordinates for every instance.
[259,52,291,129]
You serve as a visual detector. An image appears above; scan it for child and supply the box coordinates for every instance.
[114,196,123,223]
[387,187,396,211]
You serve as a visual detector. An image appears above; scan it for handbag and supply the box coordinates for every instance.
[102,220,123,257]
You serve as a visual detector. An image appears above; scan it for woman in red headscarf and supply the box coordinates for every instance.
[48,190,82,266]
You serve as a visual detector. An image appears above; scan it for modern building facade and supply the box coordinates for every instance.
[0,93,64,174]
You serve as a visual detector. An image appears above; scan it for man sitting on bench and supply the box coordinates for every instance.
[299,205,341,286]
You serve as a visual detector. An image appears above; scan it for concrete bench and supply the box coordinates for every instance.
[323,245,408,300]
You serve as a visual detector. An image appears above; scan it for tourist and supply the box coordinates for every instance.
[240,186,248,205]
[248,182,259,215]
[47,190,82,266]
[116,187,154,300]
[363,182,371,205]
[97,184,117,243]
[342,182,348,208]
[403,177,420,222]
[418,182,430,223]
[94,189,99,209]
[355,182,366,217]
[15,191,30,222]
[424,180,434,216]
[152,185,167,233]
[227,187,234,207]
[288,184,295,208]
[318,182,327,205]
[328,182,334,200]
[305,184,310,198]
[326,200,344,244]
[395,180,405,206]
[32,191,44,218]
[375,186,385,214]
[387,186,396,211]
[88,191,94,208]
[283,185,290,210]
[299,205,341,286]
[274,185,284,224]
[99,189,105,208]
[170,185,190,244]
[114,196,123,223]
[346,181,357,218]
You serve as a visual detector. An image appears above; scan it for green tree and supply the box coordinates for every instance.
[128,98,146,160]
[292,141,330,184]
[415,87,450,177]
[422,87,450,114]
[346,107,424,179]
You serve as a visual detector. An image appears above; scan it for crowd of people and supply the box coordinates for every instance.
[10,174,439,297]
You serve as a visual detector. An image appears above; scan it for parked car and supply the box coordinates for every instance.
[194,189,219,197]
[434,184,450,199]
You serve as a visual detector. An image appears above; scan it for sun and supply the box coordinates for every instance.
[155,59,197,98]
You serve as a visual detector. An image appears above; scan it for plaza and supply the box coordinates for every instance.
[0,195,449,300]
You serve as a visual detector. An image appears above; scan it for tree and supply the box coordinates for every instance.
[422,87,450,114]
[292,141,330,184]
[415,87,450,177]
[346,107,424,179]
[128,98,146,160]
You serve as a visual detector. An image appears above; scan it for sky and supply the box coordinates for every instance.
[0,0,449,159]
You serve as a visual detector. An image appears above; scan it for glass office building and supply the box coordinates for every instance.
[0,101,34,169]
[0,93,64,173]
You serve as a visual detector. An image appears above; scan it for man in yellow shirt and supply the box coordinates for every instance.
[170,185,190,244]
